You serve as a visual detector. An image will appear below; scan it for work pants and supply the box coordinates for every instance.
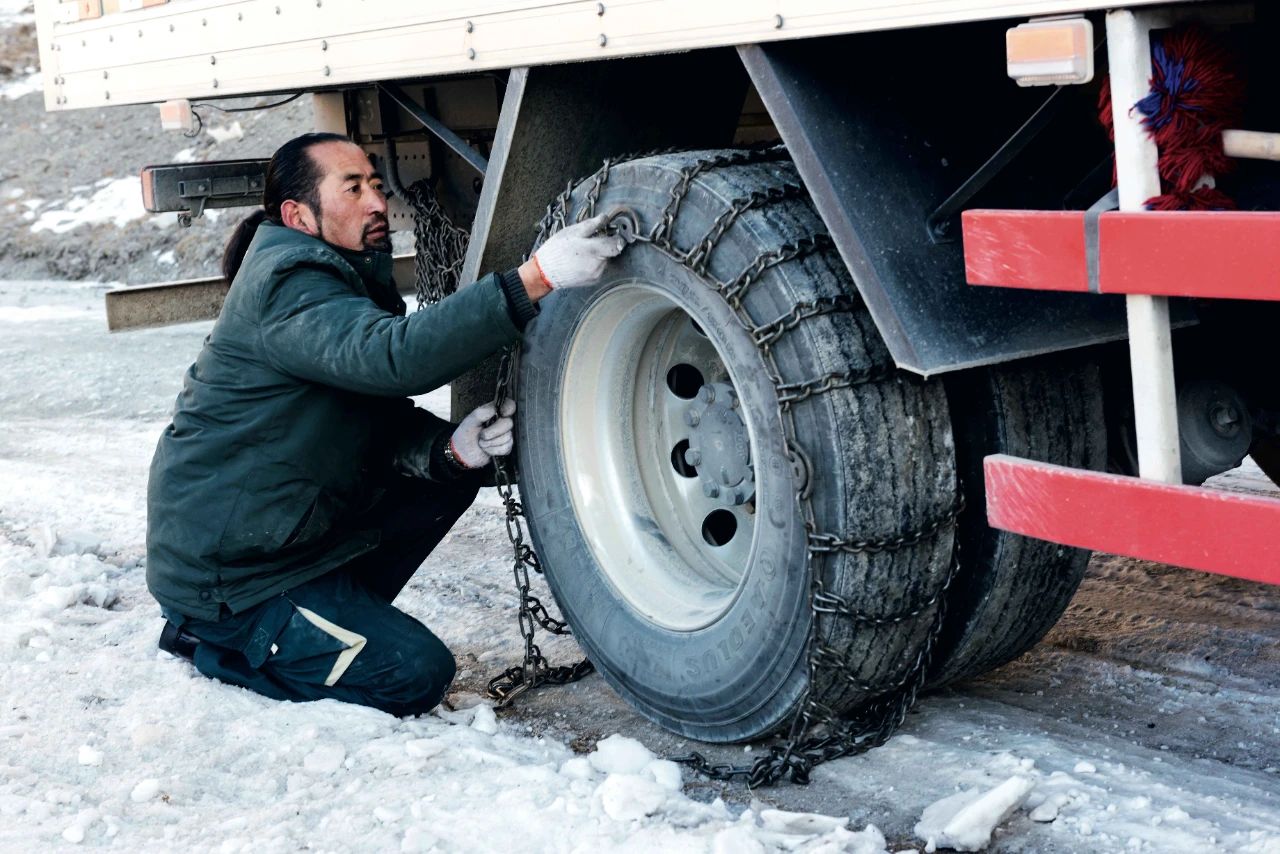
[173,475,479,717]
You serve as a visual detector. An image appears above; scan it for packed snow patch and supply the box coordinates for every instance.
[29,177,153,233]
[0,70,39,100]
[915,775,1036,851]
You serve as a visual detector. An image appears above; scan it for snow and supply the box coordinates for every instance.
[0,0,32,26]
[207,120,245,144]
[915,776,1035,851]
[29,177,157,234]
[1,70,40,101]
[0,273,1277,852]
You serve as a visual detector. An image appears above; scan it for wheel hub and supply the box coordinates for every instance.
[684,382,755,506]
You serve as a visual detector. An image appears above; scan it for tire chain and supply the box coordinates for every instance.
[404,176,595,704]
[468,144,963,786]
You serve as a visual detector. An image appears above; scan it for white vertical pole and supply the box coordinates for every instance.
[1106,9,1182,484]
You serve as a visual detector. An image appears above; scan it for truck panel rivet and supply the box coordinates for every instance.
[104,91,110,100]
[108,34,113,42]
[237,12,242,21]
[137,29,142,37]
[323,65,331,76]
[321,40,328,51]
[210,55,216,65]
[211,79,218,88]
[275,6,281,14]
[465,20,473,33]
[467,47,476,60]
[597,3,605,15]
[599,33,607,47]
[774,14,784,28]
[168,24,174,32]
[102,70,108,79]
[201,18,207,26]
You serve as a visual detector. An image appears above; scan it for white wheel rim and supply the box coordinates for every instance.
[558,281,759,631]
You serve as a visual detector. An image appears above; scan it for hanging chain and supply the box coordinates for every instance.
[404,177,470,307]
[484,349,595,705]
[474,145,964,784]
[402,174,593,704]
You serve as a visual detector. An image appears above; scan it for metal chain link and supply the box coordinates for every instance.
[404,177,470,307]
[484,350,595,705]
[403,174,593,705]
[476,146,964,785]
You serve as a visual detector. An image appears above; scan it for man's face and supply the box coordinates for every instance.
[306,141,391,253]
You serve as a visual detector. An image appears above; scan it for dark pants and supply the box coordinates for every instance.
[176,475,479,717]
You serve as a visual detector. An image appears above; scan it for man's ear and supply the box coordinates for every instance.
[280,199,318,236]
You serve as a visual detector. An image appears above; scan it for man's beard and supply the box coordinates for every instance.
[362,215,392,253]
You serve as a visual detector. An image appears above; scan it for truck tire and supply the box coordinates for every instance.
[928,356,1106,686]
[515,150,957,742]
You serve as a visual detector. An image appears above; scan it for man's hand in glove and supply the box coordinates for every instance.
[449,399,516,469]
[518,213,626,298]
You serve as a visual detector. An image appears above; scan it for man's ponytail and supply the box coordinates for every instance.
[219,131,350,283]
[221,208,269,282]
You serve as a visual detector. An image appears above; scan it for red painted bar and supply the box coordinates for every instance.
[961,210,1089,292]
[962,208,1280,300]
[1098,211,1280,300]
[984,454,1280,586]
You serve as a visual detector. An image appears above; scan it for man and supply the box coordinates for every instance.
[146,132,622,716]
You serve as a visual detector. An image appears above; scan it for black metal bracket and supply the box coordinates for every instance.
[377,82,488,176]
[139,159,268,227]
[926,86,1065,243]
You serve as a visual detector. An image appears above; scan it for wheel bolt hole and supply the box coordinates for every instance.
[666,363,704,399]
[701,509,738,547]
[671,440,697,478]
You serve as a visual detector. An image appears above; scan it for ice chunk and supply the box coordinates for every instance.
[644,759,683,792]
[759,808,848,835]
[596,773,668,821]
[588,734,655,775]
[470,704,498,734]
[130,779,161,803]
[915,776,1035,852]
[560,757,594,781]
[303,743,346,775]
[1073,761,1097,774]
[77,745,103,767]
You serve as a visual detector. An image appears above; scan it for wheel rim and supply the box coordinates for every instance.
[559,280,758,632]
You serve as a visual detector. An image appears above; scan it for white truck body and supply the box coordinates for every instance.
[37,0,1188,110]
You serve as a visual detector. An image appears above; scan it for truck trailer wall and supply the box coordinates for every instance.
[38,0,1187,111]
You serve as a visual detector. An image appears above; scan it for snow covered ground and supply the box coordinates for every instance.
[1,278,1278,852]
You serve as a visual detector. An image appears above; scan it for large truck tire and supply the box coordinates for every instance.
[515,150,958,742]
[928,356,1107,686]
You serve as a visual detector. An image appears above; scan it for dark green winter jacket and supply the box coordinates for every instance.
[146,222,534,620]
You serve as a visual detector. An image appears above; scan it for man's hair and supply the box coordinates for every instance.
[221,132,351,282]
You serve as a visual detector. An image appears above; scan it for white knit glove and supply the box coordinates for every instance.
[450,399,516,469]
[532,213,626,290]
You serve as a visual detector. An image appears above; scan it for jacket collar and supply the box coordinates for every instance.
[254,222,394,294]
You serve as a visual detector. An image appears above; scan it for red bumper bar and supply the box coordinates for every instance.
[985,455,1280,586]
[963,209,1280,300]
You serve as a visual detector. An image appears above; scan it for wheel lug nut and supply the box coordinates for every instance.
[684,409,700,427]
[703,482,720,499]
[698,386,716,404]
[684,448,702,466]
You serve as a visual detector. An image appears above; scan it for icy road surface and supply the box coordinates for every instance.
[0,278,1277,852]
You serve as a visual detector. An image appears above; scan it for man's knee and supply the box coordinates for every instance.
[371,629,456,716]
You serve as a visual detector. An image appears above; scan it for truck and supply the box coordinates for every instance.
[32,0,1280,782]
